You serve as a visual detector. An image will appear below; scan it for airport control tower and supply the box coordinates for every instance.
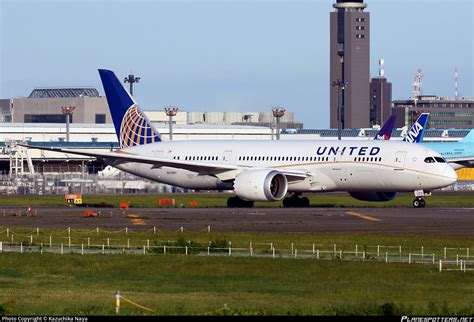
[330,0,370,129]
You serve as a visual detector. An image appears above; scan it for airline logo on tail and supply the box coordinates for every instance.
[403,113,430,143]
[98,69,161,148]
[374,115,396,140]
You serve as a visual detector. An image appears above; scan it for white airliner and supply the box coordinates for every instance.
[23,69,457,208]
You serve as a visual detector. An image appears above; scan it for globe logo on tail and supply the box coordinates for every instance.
[120,105,161,148]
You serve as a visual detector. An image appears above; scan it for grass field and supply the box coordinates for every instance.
[0,229,473,316]
[0,192,473,208]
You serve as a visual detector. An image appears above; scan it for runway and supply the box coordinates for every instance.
[1,206,473,237]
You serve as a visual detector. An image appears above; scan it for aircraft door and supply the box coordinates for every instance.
[393,151,407,168]
[222,150,232,163]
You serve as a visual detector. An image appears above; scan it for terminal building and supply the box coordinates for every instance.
[392,95,474,129]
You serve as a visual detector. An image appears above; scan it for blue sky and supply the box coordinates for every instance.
[0,0,472,128]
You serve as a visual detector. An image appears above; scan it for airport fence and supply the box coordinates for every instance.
[0,226,472,272]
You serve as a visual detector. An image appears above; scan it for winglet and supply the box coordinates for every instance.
[98,69,161,148]
[403,113,430,143]
[374,115,396,140]
[460,129,474,142]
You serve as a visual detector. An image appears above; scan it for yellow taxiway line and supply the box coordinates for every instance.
[345,211,381,222]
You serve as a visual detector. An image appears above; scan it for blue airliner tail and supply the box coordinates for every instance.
[98,69,161,148]
[460,129,474,142]
[403,113,430,143]
[374,115,396,140]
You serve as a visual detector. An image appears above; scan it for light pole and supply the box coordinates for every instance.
[272,107,286,140]
[332,80,348,140]
[61,106,75,142]
[124,74,141,96]
[164,106,179,140]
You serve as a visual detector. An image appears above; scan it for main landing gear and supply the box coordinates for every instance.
[227,196,254,208]
[412,190,430,208]
[282,193,310,208]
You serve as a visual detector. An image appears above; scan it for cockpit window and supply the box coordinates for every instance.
[434,157,446,163]
[424,157,436,163]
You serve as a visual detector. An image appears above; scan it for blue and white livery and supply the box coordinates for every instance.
[23,69,458,208]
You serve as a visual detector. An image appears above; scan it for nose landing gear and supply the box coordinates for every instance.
[413,190,430,208]
[412,197,426,208]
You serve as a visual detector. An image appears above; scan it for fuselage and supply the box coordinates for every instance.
[108,139,457,193]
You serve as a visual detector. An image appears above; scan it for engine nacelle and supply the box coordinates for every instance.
[349,192,397,202]
[234,169,288,201]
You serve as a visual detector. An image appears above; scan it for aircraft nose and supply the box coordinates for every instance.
[443,166,458,185]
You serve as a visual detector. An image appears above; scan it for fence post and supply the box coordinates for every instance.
[143,245,146,255]
[20,242,23,253]
[153,226,156,234]
[270,242,273,251]
[355,244,358,257]
[207,247,210,256]
[0,241,2,252]
[127,239,129,249]
[295,249,297,259]
[228,246,231,256]
[30,235,33,244]
[68,227,71,236]
[467,248,470,260]
[6,228,9,237]
[186,246,188,256]
[11,234,13,245]
[333,244,336,256]
[421,246,424,258]
[180,227,183,233]
[385,252,388,263]
[107,238,110,248]
[273,248,275,259]
[40,243,43,255]
[408,253,411,264]
[317,249,319,259]
[399,246,402,258]
[36,227,39,236]
[207,225,211,233]
[61,243,64,255]
[49,236,52,248]
[81,244,84,255]
[102,244,105,254]
[96,227,99,235]
[363,251,365,261]
[125,227,128,235]
[444,247,447,259]
[439,260,442,272]
[432,254,435,264]
[312,244,315,255]
[88,238,90,248]
[339,250,342,259]
[456,254,459,266]
[377,245,380,257]
[69,236,71,248]
[146,239,150,249]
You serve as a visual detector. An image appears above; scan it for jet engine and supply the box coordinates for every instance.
[349,192,397,202]
[234,169,288,201]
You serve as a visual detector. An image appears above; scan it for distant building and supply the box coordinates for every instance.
[392,95,474,129]
[330,0,370,129]
[11,88,112,124]
[369,75,392,126]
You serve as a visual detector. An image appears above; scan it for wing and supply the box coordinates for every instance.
[19,144,309,181]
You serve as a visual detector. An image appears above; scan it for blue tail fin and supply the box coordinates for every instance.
[460,129,474,142]
[374,115,396,140]
[403,113,430,143]
[98,69,161,148]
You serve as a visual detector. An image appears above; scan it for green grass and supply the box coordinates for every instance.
[0,252,473,316]
[0,229,473,316]
[0,192,473,208]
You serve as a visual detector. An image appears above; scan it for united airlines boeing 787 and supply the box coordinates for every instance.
[23,69,457,208]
